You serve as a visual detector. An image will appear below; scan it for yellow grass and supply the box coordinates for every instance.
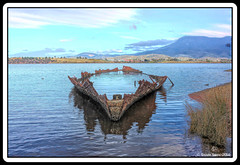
[187,83,232,147]
[224,69,232,72]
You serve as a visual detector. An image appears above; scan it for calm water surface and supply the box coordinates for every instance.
[8,63,232,157]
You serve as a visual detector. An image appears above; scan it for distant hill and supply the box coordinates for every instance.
[73,36,232,59]
[135,36,232,58]
[71,52,99,58]
[9,36,232,59]
[107,54,170,61]
[106,54,230,63]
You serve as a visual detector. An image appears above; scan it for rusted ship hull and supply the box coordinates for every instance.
[68,66,172,121]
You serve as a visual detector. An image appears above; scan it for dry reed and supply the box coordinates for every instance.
[187,83,232,147]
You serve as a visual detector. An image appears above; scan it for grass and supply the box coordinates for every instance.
[224,69,232,72]
[187,83,232,147]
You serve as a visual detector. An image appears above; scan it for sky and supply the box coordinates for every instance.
[8,8,232,57]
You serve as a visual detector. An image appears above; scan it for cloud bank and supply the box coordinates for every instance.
[91,49,123,54]
[125,39,176,52]
[9,8,137,28]
[9,48,76,57]
[183,24,231,37]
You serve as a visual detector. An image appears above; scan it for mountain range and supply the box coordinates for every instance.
[134,36,231,58]
[10,36,232,59]
[74,36,232,59]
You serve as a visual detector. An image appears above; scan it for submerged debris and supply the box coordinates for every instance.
[68,66,173,121]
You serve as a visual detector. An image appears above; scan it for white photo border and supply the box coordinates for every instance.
[3,3,237,162]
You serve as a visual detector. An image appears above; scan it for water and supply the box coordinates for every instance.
[8,63,232,157]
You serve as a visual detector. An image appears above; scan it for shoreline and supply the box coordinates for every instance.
[188,82,232,104]
[8,57,231,64]
[8,61,231,64]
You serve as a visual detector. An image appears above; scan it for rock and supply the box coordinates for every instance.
[211,146,219,153]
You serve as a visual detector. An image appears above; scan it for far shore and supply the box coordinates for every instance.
[8,57,232,64]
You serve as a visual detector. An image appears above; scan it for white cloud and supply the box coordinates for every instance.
[9,14,50,28]
[183,23,232,38]
[9,48,77,57]
[183,29,231,38]
[215,24,231,30]
[8,8,137,28]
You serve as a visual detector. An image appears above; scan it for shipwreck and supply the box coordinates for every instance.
[68,66,173,121]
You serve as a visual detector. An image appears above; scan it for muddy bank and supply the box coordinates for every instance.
[188,82,232,109]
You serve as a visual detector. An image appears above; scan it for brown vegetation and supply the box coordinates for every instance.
[8,56,231,64]
[187,83,232,147]
[224,69,232,72]
[8,57,112,64]
[8,57,52,64]
[52,58,111,63]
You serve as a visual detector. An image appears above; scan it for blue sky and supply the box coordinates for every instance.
[8,8,232,57]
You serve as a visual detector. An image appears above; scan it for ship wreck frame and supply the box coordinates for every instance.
[68,66,174,121]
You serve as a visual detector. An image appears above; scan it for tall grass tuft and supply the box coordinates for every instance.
[187,83,232,147]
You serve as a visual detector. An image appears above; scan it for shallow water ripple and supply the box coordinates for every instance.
[8,63,232,157]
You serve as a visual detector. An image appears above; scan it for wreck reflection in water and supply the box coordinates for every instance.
[69,86,167,139]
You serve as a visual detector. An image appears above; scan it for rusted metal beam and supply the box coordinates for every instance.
[122,66,142,73]
[95,67,119,74]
